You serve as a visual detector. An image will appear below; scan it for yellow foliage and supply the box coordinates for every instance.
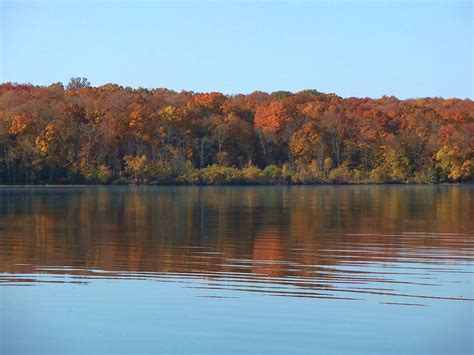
[9,114,30,136]
[323,157,333,172]
[96,165,112,184]
[436,145,473,180]
[124,155,147,174]
[35,123,58,157]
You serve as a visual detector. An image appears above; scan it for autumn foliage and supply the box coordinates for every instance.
[0,80,472,184]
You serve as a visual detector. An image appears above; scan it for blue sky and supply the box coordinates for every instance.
[1,0,472,98]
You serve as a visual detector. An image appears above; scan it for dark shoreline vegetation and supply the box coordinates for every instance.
[0,78,472,185]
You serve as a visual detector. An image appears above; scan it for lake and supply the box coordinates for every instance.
[0,186,473,354]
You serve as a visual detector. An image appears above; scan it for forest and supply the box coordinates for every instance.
[0,78,472,185]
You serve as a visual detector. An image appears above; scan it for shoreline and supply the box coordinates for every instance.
[0,182,470,188]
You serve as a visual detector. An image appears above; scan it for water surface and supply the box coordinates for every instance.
[0,186,473,354]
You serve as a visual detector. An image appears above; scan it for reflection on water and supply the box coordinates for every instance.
[0,186,473,354]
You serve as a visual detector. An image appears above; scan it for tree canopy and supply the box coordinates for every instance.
[0,81,472,184]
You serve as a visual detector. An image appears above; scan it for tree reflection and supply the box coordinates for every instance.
[0,186,472,279]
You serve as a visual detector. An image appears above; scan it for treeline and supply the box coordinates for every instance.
[0,78,472,185]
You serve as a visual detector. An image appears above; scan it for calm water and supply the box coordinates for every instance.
[0,186,473,354]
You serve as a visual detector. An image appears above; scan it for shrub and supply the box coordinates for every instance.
[411,165,438,184]
[199,164,243,185]
[369,166,390,183]
[350,169,368,184]
[123,155,148,183]
[242,165,264,184]
[96,164,112,184]
[291,169,315,184]
[176,161,200,184]
[149,161,172,184]
[281,163,295,183]
[328,164,351,183]
[262,165,282,183]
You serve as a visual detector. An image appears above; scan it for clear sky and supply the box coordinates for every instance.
[1,0,472,98]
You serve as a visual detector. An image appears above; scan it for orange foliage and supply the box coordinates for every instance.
[0,80,472,184]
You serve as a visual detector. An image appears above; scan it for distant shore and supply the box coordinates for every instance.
[1,83,472,186]
[0,182,469,188]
